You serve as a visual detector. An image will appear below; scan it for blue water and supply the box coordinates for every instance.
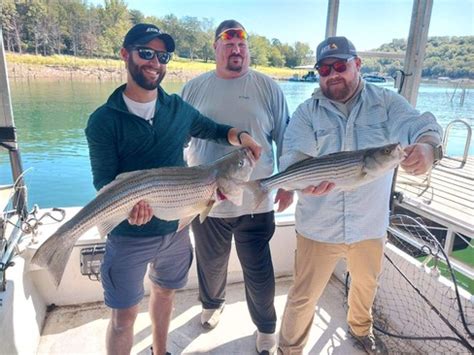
[0,80,472,209]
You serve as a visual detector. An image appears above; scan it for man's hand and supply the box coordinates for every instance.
[274,188,294,212]
[401,143,434,175]
[301,181,335,196]
[228,128,262,160]
[239,132,262,161]
[128,200,153,225]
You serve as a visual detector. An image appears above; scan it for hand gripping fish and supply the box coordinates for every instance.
[31,148,255,286]
[247,143,405,206]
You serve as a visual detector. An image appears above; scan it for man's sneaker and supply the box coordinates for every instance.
[256,331,277,355]
[200,304,224,329]
[348,328,388,355]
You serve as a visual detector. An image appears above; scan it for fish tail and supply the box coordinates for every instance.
[30,224,78,287]
[245,180,269,210]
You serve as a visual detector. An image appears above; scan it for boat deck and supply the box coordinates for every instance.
[395,156,474,237]
[37,277,365,355]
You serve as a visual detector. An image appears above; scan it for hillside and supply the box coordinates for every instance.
[361,36,473,79]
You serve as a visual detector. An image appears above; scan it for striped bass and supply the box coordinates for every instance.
[31,148,255,286]
[248,143,404,205]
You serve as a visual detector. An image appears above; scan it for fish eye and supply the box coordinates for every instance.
[238,159,244,167]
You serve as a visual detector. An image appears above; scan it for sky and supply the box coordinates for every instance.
[89,0,473,51]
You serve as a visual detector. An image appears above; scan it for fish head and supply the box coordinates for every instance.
[214,148,256,205]
[362,143,405,177]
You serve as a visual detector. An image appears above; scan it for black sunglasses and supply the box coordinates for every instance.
[131,47,172,64]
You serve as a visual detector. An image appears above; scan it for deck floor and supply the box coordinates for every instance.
[37,277,365,355]
[395,156,474,236]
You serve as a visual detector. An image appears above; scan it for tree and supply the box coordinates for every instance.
[59,1,88,56]
[293,42,312,67]
[248,35,271,66]
[81,5,101,57]
[198,18,214,62]
[96,0,131,57]
[0,0,22,52]
[268,47,285,67]
[129,9,145,25]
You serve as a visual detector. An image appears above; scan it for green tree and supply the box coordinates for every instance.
[198,18,214,62]
[97,0,130,57]
[58,1,88,56]
[248,35,271,66]
[180,16,203,60]
[129,9,145,25]
[81,5,101,57]
[0,0,22,52]
[268,46,285,67]
[293,42,312,67]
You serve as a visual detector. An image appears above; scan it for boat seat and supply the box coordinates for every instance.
[0,184,14,213]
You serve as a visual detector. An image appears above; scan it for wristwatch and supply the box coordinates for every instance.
[425,141,444,165]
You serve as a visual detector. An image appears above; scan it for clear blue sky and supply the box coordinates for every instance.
[90,0,473,51]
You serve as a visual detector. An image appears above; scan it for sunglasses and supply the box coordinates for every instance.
[132,47,172,64]
[216,28,248,41]
[316,57,355,77]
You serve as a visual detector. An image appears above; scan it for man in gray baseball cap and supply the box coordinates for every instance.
[316,36,357,65]
[278,34,442,355]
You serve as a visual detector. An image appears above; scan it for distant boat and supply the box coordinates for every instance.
[289,70,319,82]
[363,74,386,83]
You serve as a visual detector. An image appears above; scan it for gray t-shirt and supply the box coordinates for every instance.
[181,69,290,218]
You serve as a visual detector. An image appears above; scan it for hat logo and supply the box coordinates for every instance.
[146,27,160,33]
[320,43,338,54]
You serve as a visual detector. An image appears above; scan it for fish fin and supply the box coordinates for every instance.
[177,214,198,232]
[97,217,124,238]
[30,223,78,287]
[245,180,268,210]
[199,200,215,223]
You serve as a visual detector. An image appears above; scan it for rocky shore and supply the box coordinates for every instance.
[7,62,207,82]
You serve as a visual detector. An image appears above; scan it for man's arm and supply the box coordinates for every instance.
[279,101,335,197]
[187,104,262,160]
[84,112,119,191]
[385,92,443,175]
[85,112,152,226]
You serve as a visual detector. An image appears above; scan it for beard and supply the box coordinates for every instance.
[226,55,244,72]
[128,56,165,90]
[320,76,359,102]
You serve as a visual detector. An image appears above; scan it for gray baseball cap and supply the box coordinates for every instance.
[316,36,357,65]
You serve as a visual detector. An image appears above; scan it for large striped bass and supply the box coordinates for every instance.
[31,148,255,286]
[247,143,404,206]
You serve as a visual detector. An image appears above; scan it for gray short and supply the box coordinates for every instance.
[100,228,193,309]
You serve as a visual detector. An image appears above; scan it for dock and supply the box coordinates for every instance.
[394,156,474,276]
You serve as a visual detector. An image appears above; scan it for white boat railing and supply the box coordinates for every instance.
[440,119,472,170]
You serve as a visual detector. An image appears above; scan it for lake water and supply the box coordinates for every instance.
[0,79,472,209]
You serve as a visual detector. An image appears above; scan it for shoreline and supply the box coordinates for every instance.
[6,62,474,86]
[7,62,206,82]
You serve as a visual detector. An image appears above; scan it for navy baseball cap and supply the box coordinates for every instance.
[316,36,357,65]
[123,23,175,52]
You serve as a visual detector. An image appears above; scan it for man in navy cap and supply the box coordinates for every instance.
[277,36,442,355]
[85,23,262,355]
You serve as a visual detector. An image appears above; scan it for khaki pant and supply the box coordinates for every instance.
[279,233,385,355]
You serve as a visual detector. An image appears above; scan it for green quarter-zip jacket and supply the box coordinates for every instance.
[85,84,232,237]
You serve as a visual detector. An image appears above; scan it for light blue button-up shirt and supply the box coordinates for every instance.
[280,82,443,244]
